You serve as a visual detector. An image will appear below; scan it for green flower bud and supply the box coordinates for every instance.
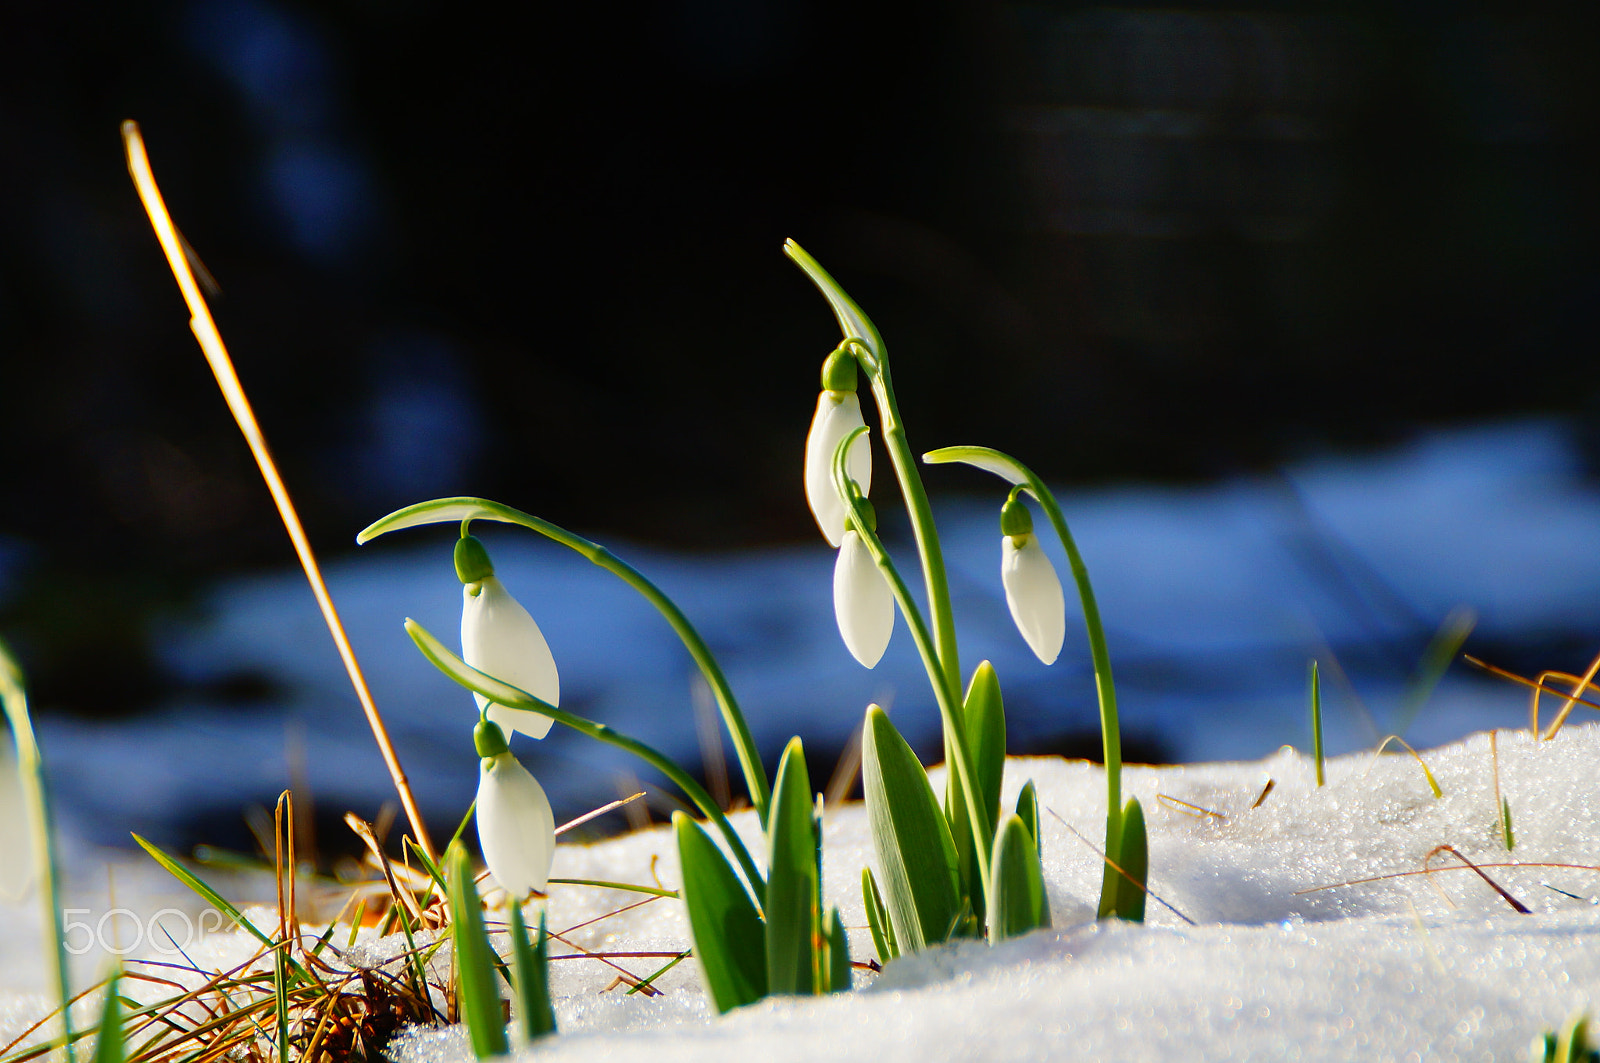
[474,716,511,758]
[1000,494,1034,539]
[455,534,495,585]
[820,346,859,393]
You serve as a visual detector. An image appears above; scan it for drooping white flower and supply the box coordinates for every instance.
[833,528,894,668]
[460,543,559,739]
[804,390,872,547]
[475,744,557,900]
[1002,534,1066,666]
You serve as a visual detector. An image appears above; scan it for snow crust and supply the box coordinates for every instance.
[9,728,1600,1061]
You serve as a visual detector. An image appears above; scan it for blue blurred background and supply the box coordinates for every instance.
[2,1,1598,854]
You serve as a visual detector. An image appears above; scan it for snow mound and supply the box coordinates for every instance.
[8,725,1600,1061]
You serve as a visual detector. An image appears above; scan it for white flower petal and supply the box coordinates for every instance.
[804,391,872,547]
[1002,535,1066,665]
[475,752,556,898]
[833,529,894,668]
[462,576,558,739]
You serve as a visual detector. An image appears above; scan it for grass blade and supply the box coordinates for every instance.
[765,738,819,995]
[131,835,275,949]
[862,705,961,952]
[988,814,1051,942]
[673,812,767,1013]
[1309,659,1325,787]
[509,905,556,1043]
[0,640,74,1063]
[447,843,509,1059]
[89,968,124,1063]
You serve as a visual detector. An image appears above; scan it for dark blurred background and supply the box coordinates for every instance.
[2,0,1597,726]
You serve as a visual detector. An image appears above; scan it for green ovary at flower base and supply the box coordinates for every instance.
[473,716,557,900]
[457,533,558,740]
[999,491,1066,666]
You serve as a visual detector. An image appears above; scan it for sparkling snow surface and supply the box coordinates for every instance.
[9,730,1600,1061]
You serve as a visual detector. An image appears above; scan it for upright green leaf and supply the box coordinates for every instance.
[447,843,508,1059]
[861,705,961,952]
[90,967,125,1063]
[765,738,818,995]
[824,907,852,993]
[988,814,1051,942]
[1016,780,1041,860]
[947,662,1006,925]
[861,866,898,965]
[509,905,556,1043]
[673,812,767,1013]
[964,662,1007,840]
[1112,798,1147,923]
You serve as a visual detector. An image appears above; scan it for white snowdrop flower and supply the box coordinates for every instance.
[458,535,558,740]
[804,346,873,547]
[1000,495,1065,666]
[474,719,557,900]
[833,528,894,668]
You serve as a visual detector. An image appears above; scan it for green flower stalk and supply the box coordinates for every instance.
[360,498,772,822]
[924,445,1141,921]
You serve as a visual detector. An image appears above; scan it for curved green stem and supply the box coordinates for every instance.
[0,640,74,1063]
[923,445,1124,917]
[405,619,765,903]
[833,430,992,895]
[360,497,770,823]
[785,240,961,697]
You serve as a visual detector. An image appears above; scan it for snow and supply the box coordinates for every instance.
[7,415,1600,1057]
[8,728,1600,1060]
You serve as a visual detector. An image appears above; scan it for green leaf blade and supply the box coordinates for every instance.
[861,866,897,965]
[824,907,852,994]
[765,738,818,996]
[447,843,509,1059]
[89,968,125,1063]
[1112,798,1148,923]
[131,835,274,949]
[673,812,767,1013]
[964,663,1007,844]
[988,814,1051,942]
[509,905,556,1043]
[861,705,961,953]
[1016,780,1041,860]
